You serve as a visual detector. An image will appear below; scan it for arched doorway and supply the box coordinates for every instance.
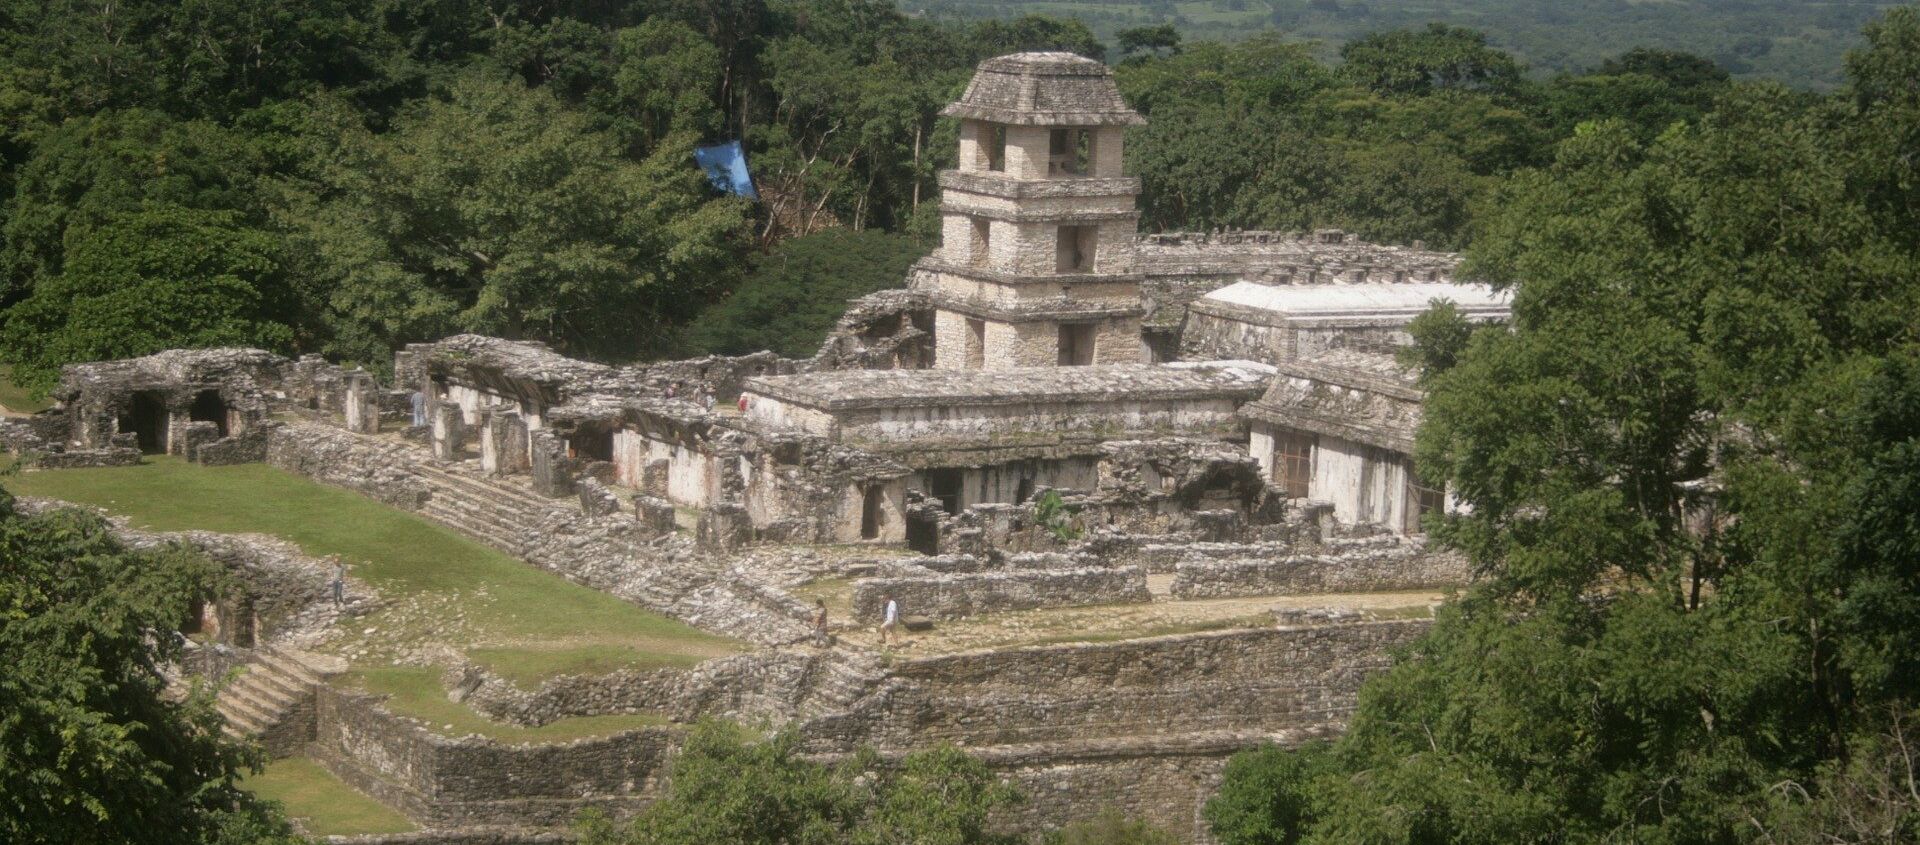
[121,391,169,454]
[189,390,229,437]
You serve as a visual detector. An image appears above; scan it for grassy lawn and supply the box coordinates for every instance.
[344,666,669,743]
[0,365,52,414]
[5,457,744,686]
[240,756,416,836]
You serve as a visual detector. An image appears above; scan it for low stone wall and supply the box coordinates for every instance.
[267,425,430,510]
[450,662,685,727]
[850,567,1149,622]
[311,686,677,828]
[24,446,143,469]
[1169,548,1469,598]
[191,423,276,465]
[811,620,1427,750]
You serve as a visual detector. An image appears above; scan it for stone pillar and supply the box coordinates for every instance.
[480,409,530,477]
[696,503,755,550]
[641,459,671,498]
[635,494,676,534]
[431,403,466,461]
[177,421,220,462]
[577,477,622,518]
[344,370,379,434]
[529,429,573,498]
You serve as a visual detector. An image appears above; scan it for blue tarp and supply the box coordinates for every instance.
[694,141,758,199]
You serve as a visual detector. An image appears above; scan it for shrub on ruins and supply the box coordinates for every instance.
[580,719,1022,845]
[0,486,300,844]
[679,227,930,358]
[1205,9,1920,843]
[1044,808,1181,845]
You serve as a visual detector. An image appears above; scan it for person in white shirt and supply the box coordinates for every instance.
[879,595,900,646]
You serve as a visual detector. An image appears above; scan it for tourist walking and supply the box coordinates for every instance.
[878,594,900,646]
[330,558,348,608]
[811,599,830,646]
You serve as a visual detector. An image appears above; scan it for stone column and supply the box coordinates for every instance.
[529,429,573,497]
[431,403,466,461]
[344,370,379,434]
[480,408,530,477]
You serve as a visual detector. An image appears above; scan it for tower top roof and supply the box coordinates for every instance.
[941,52,1146,127]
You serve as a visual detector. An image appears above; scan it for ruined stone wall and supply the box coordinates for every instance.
[311,687,675,828]
[850,566,1149,622]
[812,621,1427,749]
[267,425,431,510]
[1169,546,1469,598]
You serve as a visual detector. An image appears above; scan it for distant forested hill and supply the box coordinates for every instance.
[903,0,1904,87]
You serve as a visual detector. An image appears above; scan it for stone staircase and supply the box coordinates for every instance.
[412,463,576,555]
[217,647,328,753]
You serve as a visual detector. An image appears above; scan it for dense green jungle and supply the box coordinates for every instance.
[3,0,1919,842]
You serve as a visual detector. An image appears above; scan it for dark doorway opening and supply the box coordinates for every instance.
[189,390,230,438]
[860,485,885,540]
[906,509,940,555]
[1014,477,1034,505]
[572,425,615,463]
[121,391,169,453]
[927,468,964,515]
[1058,323,1096,366]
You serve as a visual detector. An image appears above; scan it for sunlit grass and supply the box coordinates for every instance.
[239,756,416,836]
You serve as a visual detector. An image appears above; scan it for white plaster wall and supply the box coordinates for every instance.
[743,395,838,436]
[1249,426,1277,479]
[1310,435,1410,533]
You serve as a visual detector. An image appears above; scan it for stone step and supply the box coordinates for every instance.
[229,675,297,712]
[257,648,327,687]
[420,503,527,554]
[419,485,550,536]
[414,464,569,514]
[217,690,277,731]
[236,664,307,703]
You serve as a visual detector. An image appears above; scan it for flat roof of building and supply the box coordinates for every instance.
[745,363,1274,411]
[1197,281,1510,323]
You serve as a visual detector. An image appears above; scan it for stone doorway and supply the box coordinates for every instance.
[189,389,230,438]
[121,391,169,453]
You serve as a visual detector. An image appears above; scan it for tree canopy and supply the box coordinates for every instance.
[0,487,300,844]
[1204,8,1920,843]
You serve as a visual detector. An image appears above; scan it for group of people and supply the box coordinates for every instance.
[809,593,904,648]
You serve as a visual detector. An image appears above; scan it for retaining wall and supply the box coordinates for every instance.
[850,566,1149,622]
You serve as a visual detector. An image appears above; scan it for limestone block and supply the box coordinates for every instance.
[177,421,221,460]
[576,477,622,518]
[528,430,573,498]
[634,494,676,534]
[431,403,466,461]
[480,410,529,477]
[696,503,754,550]
[343,370,379,434]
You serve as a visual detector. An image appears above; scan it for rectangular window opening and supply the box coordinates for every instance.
[1056,225,1095,273]
[1048,128,1090,176]
[1058,323,1097,366]
[1405,474,1445,534]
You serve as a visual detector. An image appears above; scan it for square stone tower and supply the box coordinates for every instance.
[919,52,1148,369]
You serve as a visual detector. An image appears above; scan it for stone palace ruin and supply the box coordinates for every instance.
[3,53,1509,843]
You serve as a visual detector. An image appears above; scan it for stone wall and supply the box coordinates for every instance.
[267,425,431,510]
[850,566,1149,622]
[811,620,1427,750]
[1170,546,1469,598]
[323,830,576,845]
[311,686,676,828]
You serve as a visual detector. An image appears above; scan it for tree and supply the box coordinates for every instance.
[1205,9,1920,843]
[581,720,1022,845]
[0,204,297,393]
[1116,25,1181,61]
[0,109,274,305]
[286,70,749,364]
[0,489,300,844]
[679,227,926,357]
[1338,24,1524,98]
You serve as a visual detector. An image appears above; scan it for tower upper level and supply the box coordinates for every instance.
[942,52,1144,182]
[941,52,1146,128]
